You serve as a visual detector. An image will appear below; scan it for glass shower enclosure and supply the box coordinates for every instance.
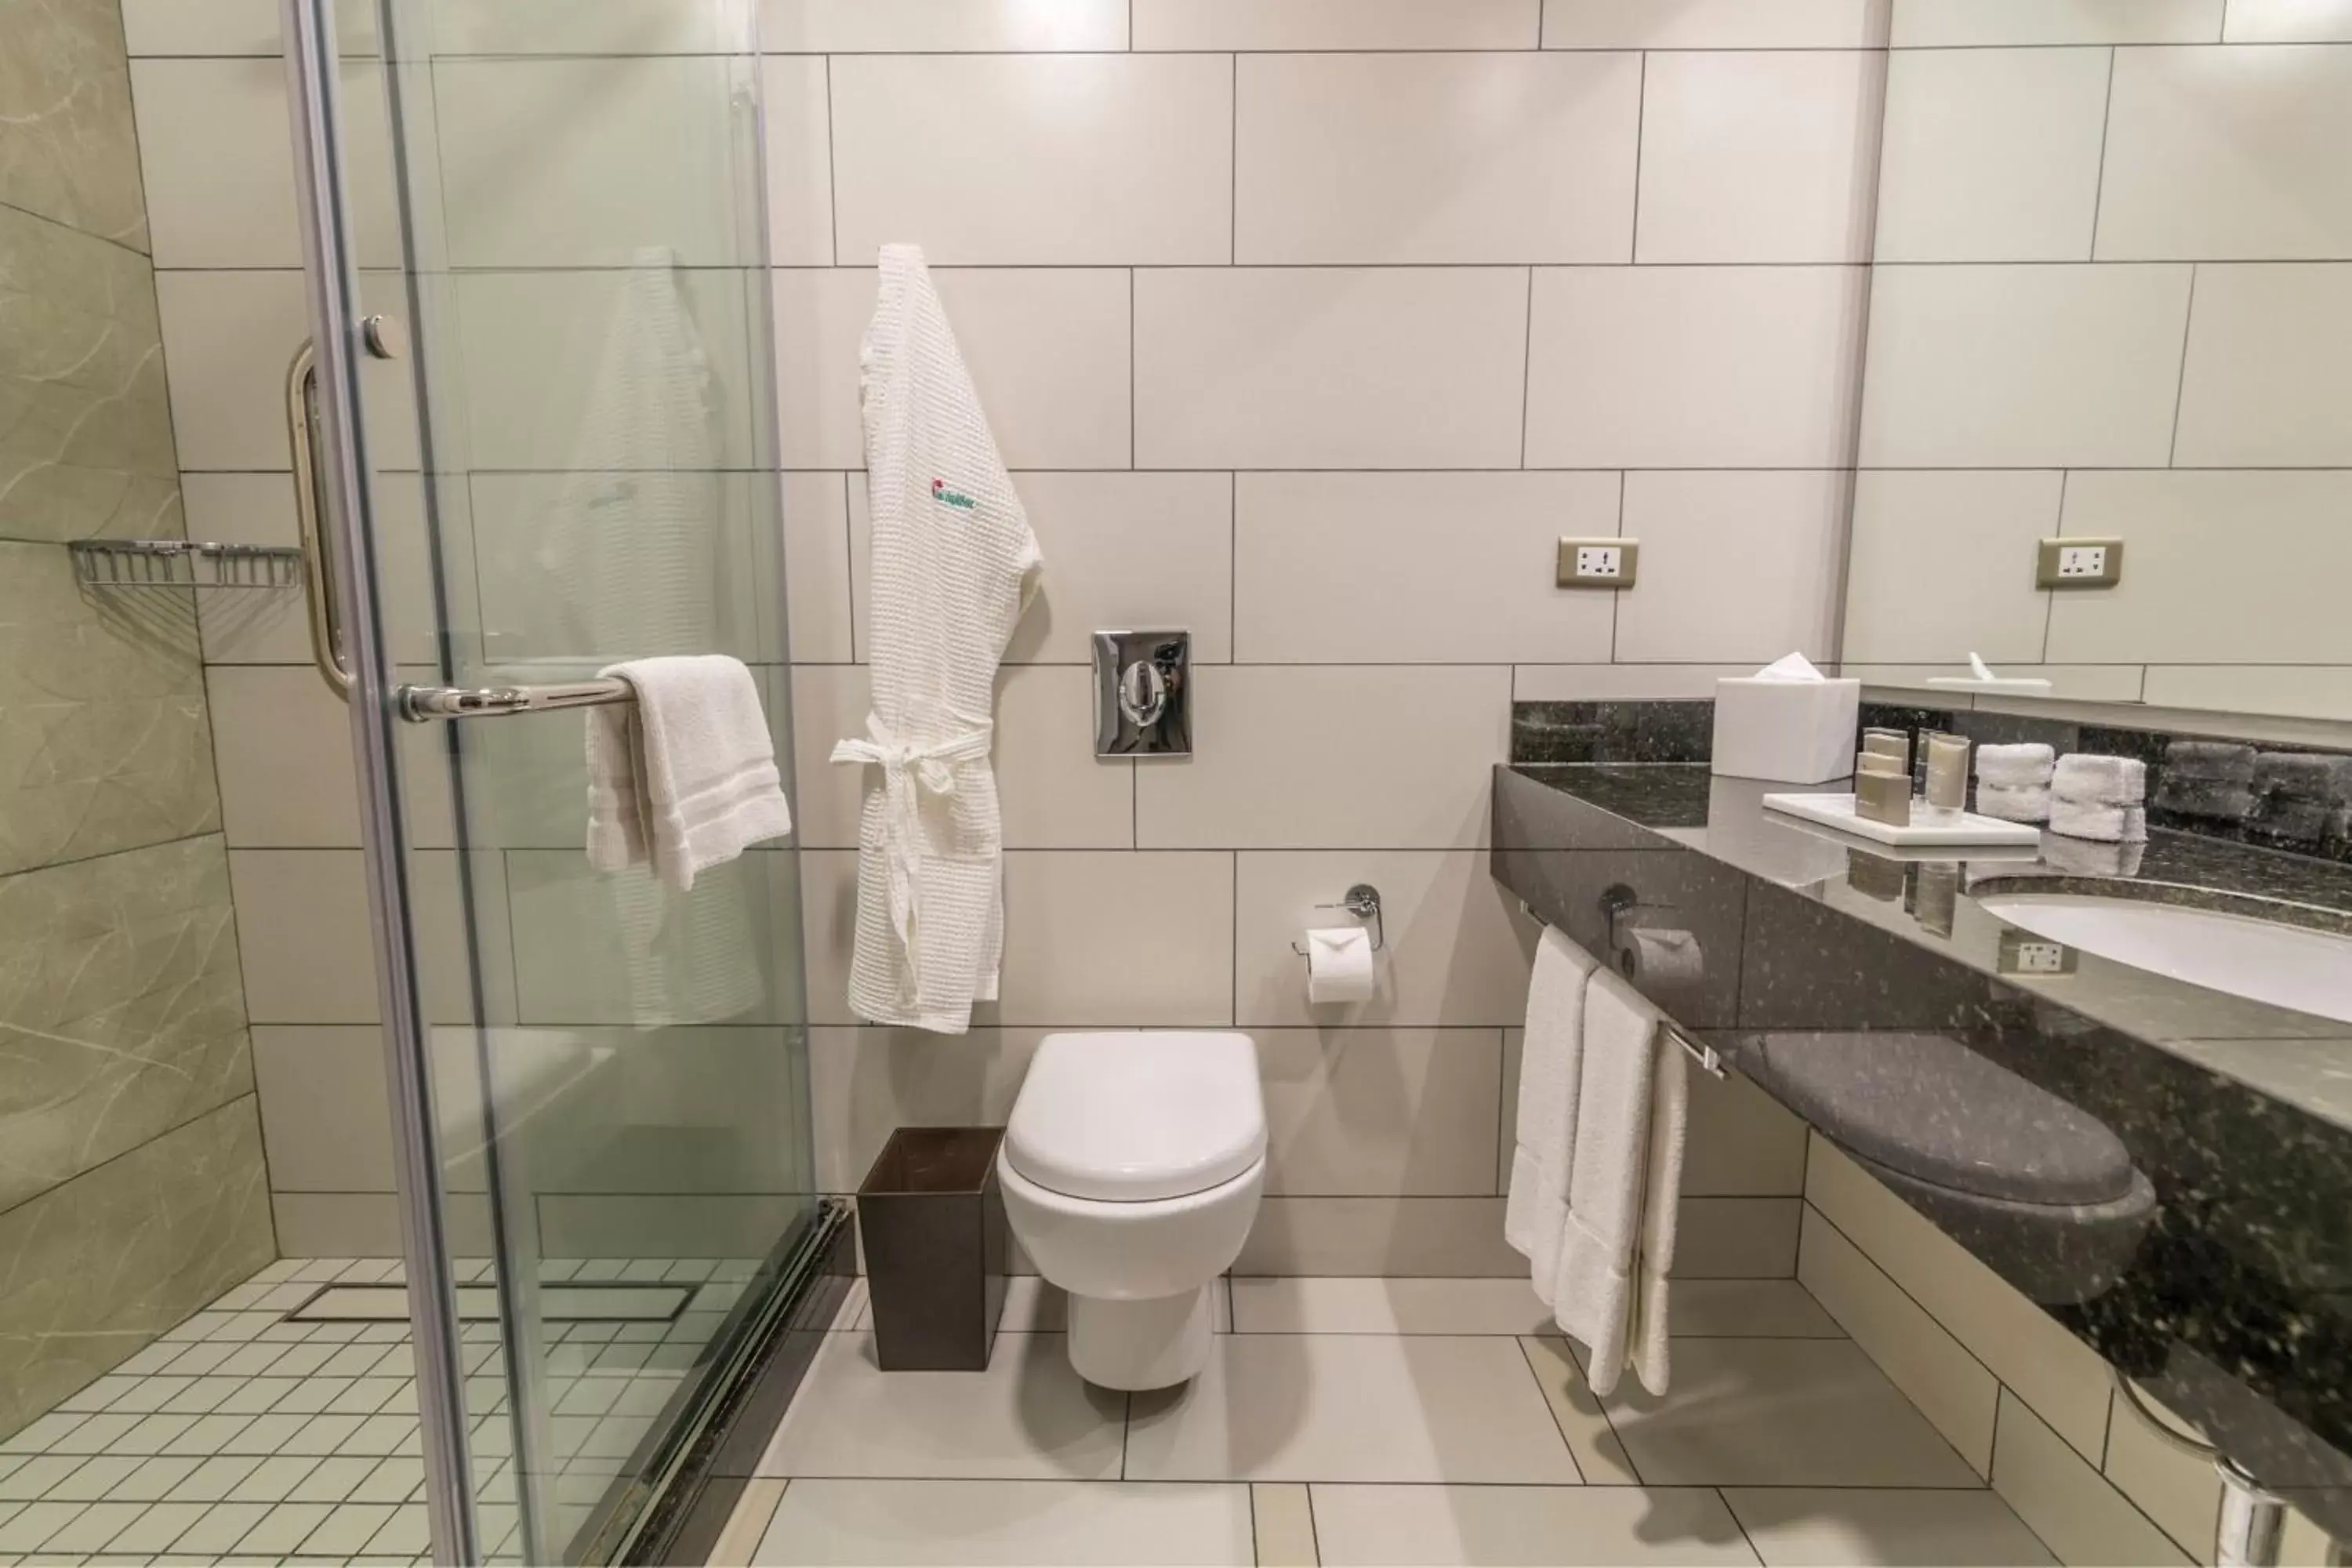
[279,0,819,1559]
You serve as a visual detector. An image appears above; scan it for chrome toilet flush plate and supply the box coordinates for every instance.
[1094,630,1191,757]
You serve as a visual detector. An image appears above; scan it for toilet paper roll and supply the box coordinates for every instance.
[1622,927,1704,984]
[1304,927,1377,1005]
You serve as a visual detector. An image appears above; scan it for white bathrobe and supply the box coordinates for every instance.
[833,245,1041,1033]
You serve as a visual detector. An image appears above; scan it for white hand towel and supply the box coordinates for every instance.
[1504,927,1600,1294]
[586,655,794,893]
[2047,800,2147,844]
[1550,967,1683,1399]
[2053,754,2147,806]
[1975,742,2055,788]
[1974,782,2052,822]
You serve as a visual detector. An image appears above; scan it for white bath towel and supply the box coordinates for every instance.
[1975,742,2055,788]
[1551,967,1686,1399]
[1974,782,2052,822]
[2053,754,2147,806]
[1504,928,1601,1288]
[2047,800,2148,844]
[586,655,793,894]
[835,244,1042,1033]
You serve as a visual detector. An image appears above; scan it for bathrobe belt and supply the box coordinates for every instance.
[830,712,996,965]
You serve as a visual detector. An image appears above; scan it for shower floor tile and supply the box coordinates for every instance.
[0,1255,757,1566]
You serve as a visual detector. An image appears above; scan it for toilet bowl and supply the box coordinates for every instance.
[997,1030,1265,1392]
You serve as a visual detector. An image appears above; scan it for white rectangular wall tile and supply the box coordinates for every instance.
[2103,1389,2227,1563]
[781,471,855,664]
[759,0,1129,52]
[1232,472,1618,666]
[1235,1197,1525,1276]
[764,56,833,266]
[2174,263,2352,466]
[1857,264,2193,467]
[1681,1072,1809,1196]
[1139,0,1539,49]
[1526,266,1866,467]
[1874,48,2111,263]
[131,59,398,270]
[1674,1196,1802,1277]
[1134,268,1530,470]
[2096,45,2352,260]
[1545,0,1889,49]
[227,851,488,1025]
[1235,53,1637,264]
[1841,470,2062,665]
[1635,50,1882,263]
[506,851,791,1025]
[1258,1029,1504,1196]
[188,474,442,667]
[252,1027,400,1193]
[2047,472,2352,666]
[426,0,751,54]
[1799,1206,1999,1475]
[1137,666,1511,850]
[805,1027,1041,1192]
[1235,851,1537,1028]
[1613,470,1847,663]
[1893,0,2222,46]
[2141,666,2352,722]
[1512,665,1752,701]
[2226,0,2352,38]
[1808,1140,2117,1464]
[990,471,1235,665]
[122,0,376,55]
[996,854,1236,1026]
[208,666,454,849]
[830,55,1232,266]
[1992,1392,2193,1567]
[775,267,1132,470]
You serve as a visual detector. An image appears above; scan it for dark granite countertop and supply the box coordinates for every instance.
[1494,761,2352,1536]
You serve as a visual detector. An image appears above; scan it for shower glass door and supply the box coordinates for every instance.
[283,0,814,1560]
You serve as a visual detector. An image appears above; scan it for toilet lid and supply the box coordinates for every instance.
[1005,1032,1265,1203]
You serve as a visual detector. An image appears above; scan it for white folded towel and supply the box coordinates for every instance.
[2053,754,2147,806]
[1975,742,2055,787]
[1505,928,1599,1291]
[586,655,795,893]
[2048,800,2147,844]
[1550,967,1684,1399]
[1974,782,2051,822]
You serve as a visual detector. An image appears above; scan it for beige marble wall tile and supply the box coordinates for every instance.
[0,206,180,546]
[0,542,218,874]
[0,835,252,1213]
[0,1095,274,1438]
[0,0,150,249]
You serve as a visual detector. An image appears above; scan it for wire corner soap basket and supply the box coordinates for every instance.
[69,539,305,590]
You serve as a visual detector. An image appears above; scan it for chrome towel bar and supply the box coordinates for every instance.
[1516,898,1726,1080]
[397,679,632,723]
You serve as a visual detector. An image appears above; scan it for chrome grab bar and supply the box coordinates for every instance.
[398,678,633,723]
[286,339,354,700]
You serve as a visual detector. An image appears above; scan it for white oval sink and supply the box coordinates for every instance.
[1976,892,2352,1026]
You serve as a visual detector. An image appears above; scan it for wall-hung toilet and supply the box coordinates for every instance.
[997,1031,1264,1391]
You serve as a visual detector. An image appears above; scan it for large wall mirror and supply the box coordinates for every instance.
[1841,10,2352,728]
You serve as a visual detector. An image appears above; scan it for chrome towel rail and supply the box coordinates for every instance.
[398,679,632,723]
[1516,898,1726,1079]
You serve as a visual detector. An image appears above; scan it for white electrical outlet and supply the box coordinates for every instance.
[2037,536,2124,589]
[1557,538,1639,589]
[2013,941,2071,975]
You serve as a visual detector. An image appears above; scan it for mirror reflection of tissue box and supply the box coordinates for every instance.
[1712,656,1860,784]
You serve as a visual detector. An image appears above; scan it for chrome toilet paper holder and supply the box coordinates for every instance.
[1599,883,1679,949]
[1290,884,1385,956]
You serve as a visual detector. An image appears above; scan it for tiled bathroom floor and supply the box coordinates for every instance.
[0,1255,754,1566]
[716,1276,2059,1567]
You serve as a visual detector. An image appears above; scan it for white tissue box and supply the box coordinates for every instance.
[1711,676,1860,784]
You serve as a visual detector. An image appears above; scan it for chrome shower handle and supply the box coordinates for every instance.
[286,338,354,701]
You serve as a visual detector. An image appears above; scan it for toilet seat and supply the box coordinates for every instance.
[1004,1031,1265,1203]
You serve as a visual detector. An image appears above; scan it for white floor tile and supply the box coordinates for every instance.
[1123,1335,1578,1484]
[753,1479,1254,1566]
[1309,1484,1760,1566]
[757,1334,1125,1481]
[1723,1487,2053,1566]
[1591,1339,1982,1486]
[1231,1277,1552,1336]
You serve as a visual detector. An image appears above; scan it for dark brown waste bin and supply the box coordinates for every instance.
[855,1127,1008,1371]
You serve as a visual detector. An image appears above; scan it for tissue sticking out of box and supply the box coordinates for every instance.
[1713,652,1860,785]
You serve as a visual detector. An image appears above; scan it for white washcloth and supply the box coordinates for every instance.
[1550,967,1685,1399]
[587,655,794,893]
[2048,800,2147,844]
[1504,929,1601,1290]
[1974,782,2052,823]
[1975,742,2055,788]
[2053,754,2147,806]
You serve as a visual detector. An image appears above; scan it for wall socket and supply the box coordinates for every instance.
[1558,538,1639,589]
[2036,536,2124,589]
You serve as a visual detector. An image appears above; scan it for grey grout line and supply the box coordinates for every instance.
[2166,264,2201,467]
[2085,46,2120,256]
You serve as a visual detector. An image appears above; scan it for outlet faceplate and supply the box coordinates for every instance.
[2037,536,2124,589]
[1998,928,2078,976]
[1558,537,1639,590]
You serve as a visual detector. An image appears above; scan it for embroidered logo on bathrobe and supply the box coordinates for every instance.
[931,477,978,510]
